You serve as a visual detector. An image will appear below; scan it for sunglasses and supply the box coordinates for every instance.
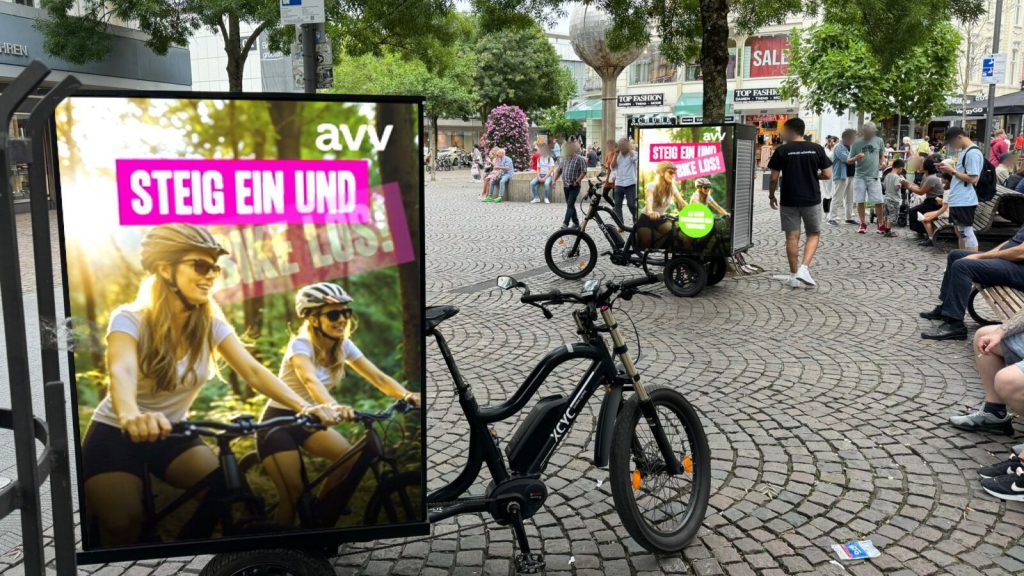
[180,259,222,277]
[320,308,354,322]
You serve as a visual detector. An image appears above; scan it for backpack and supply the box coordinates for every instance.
[1006,172,1024,191]
[962,145,997,202]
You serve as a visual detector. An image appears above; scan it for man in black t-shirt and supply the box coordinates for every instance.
[768,118,833,288]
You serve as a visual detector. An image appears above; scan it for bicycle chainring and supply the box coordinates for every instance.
[486,477,548,525]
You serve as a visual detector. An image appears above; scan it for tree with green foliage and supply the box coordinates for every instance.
[474,21,577,119]
[329,48,479,180]
[536,106,583,140]
[36,0,457,92]
[781,22,961,124]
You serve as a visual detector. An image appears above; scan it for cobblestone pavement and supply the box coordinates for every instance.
[4,170,1024,575]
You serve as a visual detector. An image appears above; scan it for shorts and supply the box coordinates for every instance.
[884,199,901,221]
[949,206,977,227]
[852,178,884,204]
[780,205,821,233]
[1003,332,1024,371]
[256,406,318,459]
[81,420,205,481]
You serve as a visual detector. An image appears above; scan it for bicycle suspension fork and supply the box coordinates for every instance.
[599,306,684,475]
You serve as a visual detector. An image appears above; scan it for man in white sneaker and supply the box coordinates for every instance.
[767,118,833,288]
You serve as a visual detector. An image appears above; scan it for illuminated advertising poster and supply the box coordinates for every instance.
[54,94,425,562]
[635,125,736,259]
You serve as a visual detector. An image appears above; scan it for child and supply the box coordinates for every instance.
[881,159,906,237]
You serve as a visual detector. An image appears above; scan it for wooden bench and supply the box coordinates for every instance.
[969,284,1024,325]
[930,185,1024,246]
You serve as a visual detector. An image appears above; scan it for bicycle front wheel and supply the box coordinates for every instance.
[544,229,597,279]
[609,386,710,553]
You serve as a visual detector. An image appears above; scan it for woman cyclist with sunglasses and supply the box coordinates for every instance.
[82,224,337,546]
[256,282,421,527]
[636,161,688,248]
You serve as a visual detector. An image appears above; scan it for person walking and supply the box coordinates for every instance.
[612,138,639,228]
[1015,131,1024,152]
[552,138,561,161]
[821,136,836,220]
[828,129,857,225]
[586,146,600,168]
[936,127,982,251]
[530,143,556,204]
[552,141,588,229]
[767,117,833,288]
[849,122,887,233]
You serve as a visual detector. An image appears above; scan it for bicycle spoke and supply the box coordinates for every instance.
[630,403,697,534]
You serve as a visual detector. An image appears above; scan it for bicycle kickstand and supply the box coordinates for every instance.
[507,502,544,574]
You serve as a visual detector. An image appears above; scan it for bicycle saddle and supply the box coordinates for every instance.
[426,305,460,331]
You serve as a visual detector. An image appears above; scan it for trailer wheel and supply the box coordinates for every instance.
[200,548,334,576]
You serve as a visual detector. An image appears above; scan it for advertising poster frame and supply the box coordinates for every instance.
[632,122,756,257]
[49,90,428,566]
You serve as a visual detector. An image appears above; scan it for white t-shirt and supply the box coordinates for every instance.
[537,156,555,177]
[91,308,234,427]
[267,336,364,410]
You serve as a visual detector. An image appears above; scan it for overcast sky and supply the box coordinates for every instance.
[453,1,577,34]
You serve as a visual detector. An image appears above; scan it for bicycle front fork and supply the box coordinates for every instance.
[599,307,684,475]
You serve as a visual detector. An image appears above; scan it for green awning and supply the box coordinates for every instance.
[673,93,734,116]
[566,99,602,120]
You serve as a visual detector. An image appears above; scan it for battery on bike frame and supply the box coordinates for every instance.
[505,394,571,474]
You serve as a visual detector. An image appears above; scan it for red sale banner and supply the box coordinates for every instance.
[748,35,791,78]
[647,143,727,181]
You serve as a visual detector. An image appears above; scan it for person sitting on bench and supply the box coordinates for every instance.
[921,224,1024,340]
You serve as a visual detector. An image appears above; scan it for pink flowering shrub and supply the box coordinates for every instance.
[480,105,531,172]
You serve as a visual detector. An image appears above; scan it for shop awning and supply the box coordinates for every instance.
[994,90,1024,115]
[673,93,734,116]
[565,99,602,120]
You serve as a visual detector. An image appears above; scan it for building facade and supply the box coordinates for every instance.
[188,24,300,93]
[0,0,192,212]
[567,14,850,158]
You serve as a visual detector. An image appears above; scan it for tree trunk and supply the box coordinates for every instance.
[699,0,730,123]
[377,103,421,385]
[72,242,104,372]
[225,14,245,92]
[431,115,439,182]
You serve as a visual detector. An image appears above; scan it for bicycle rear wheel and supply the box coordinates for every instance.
[609,386,710,553]
[363,471,423,525]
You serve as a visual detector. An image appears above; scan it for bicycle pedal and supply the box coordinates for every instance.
[515,552,545,574]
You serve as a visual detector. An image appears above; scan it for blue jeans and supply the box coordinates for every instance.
[614,184,637,226]
[938,249,1024,321]
[489,173,512,198]
[531,175,553,200]
[563,185,581,226]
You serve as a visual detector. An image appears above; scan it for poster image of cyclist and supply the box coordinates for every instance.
[52,94,426,560]
[635,126,735,258]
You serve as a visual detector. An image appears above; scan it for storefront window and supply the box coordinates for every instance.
[629,46,678,85]
[584,68,602,92]
[684,41,736,81]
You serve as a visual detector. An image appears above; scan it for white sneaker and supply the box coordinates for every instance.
[530,199,541,203]
[795,265,816,287]
[544,198,550,204]
[786,276,802,289]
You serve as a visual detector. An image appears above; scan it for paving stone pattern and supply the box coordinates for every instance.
[3,171,1024,575]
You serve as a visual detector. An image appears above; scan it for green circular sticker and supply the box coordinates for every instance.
[677,203,715,238]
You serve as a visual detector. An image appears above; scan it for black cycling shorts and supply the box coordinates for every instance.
[949,206,977,227]
[256,407,317,459]
[81,420,205,482]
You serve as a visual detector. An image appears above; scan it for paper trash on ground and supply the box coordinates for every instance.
[832,540,881,560]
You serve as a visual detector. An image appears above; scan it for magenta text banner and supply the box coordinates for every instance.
[116,159,371,226]
[647,143,727,181]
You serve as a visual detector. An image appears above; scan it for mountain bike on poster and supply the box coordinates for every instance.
[544,174,731,297]
[425,273,711,573]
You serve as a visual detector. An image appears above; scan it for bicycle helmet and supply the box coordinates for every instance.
[695,178,712,188]
[295,282,354,318]
[140,223,229,273]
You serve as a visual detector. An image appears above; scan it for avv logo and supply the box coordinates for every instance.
[315,123,394,152]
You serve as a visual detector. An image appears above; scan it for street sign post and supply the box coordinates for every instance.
[280,0,326,25]
[982,53,1007,85]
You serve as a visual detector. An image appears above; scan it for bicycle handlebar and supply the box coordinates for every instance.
[518,274,661,309]
[171,400,417,438]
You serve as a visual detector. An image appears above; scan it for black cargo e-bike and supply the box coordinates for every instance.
[543,174,729,297]
[425,273,711,573]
